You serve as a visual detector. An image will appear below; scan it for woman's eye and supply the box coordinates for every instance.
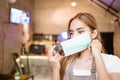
[69,32,73,35]
[78,30,84,34]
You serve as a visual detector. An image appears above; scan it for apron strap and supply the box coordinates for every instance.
[91,57,96,73]
[90,57,97,80]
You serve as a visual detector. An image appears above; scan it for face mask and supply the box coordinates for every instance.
[60,32,91,56]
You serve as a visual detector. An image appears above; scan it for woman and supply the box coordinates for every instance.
[48,13,120,80]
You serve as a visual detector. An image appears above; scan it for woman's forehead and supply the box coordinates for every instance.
[70,19,89,30]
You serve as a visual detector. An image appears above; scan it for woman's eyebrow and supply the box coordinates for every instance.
[69,27,84,31]
[68,30,73,32]
[76,27,84,30]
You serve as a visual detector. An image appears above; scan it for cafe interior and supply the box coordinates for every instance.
[0,0,120,80]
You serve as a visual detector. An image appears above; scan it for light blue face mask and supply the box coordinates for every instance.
[61,32,91,56]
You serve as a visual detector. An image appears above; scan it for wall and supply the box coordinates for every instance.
[33,0,120,57]
[0,0,33,74]
[114,20,120,57]
[33,0,115,34]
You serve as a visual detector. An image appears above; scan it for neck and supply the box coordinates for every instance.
[79,48,93,61]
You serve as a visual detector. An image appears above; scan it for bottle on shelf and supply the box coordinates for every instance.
[21,43,26,55]
[14,71,20,80]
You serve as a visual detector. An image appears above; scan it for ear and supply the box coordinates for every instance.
[91,29,98,39]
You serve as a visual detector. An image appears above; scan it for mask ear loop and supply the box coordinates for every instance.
[87,30,93,53]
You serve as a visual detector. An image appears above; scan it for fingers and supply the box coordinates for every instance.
[56,52,64,60]
[48,45,64,63]
[90,39,102,55]
[47,45,62,70]
[91,39,102,47]
[48,45,56,58]
[49,54,58,62]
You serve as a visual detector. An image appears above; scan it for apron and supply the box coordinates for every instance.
[63,58,97,80]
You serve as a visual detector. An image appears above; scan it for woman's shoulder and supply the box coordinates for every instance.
[101,53,120,60]
[101,53,120,73]
[101,53,120,65]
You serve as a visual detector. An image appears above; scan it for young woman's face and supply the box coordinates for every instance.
[69,19,91,38]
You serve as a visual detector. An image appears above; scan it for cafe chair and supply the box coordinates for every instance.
[12,53,34,80]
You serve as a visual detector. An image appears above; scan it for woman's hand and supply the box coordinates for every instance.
[48,45,63,71]
[90,39,102,56]
[90,39,112,80]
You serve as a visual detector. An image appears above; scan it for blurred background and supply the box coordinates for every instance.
[0,0,120,80]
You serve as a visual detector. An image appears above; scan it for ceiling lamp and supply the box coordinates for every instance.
[7,0,16,4]
[71,2,77,7]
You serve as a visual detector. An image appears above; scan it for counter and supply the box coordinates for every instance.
[20,55,52,80]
